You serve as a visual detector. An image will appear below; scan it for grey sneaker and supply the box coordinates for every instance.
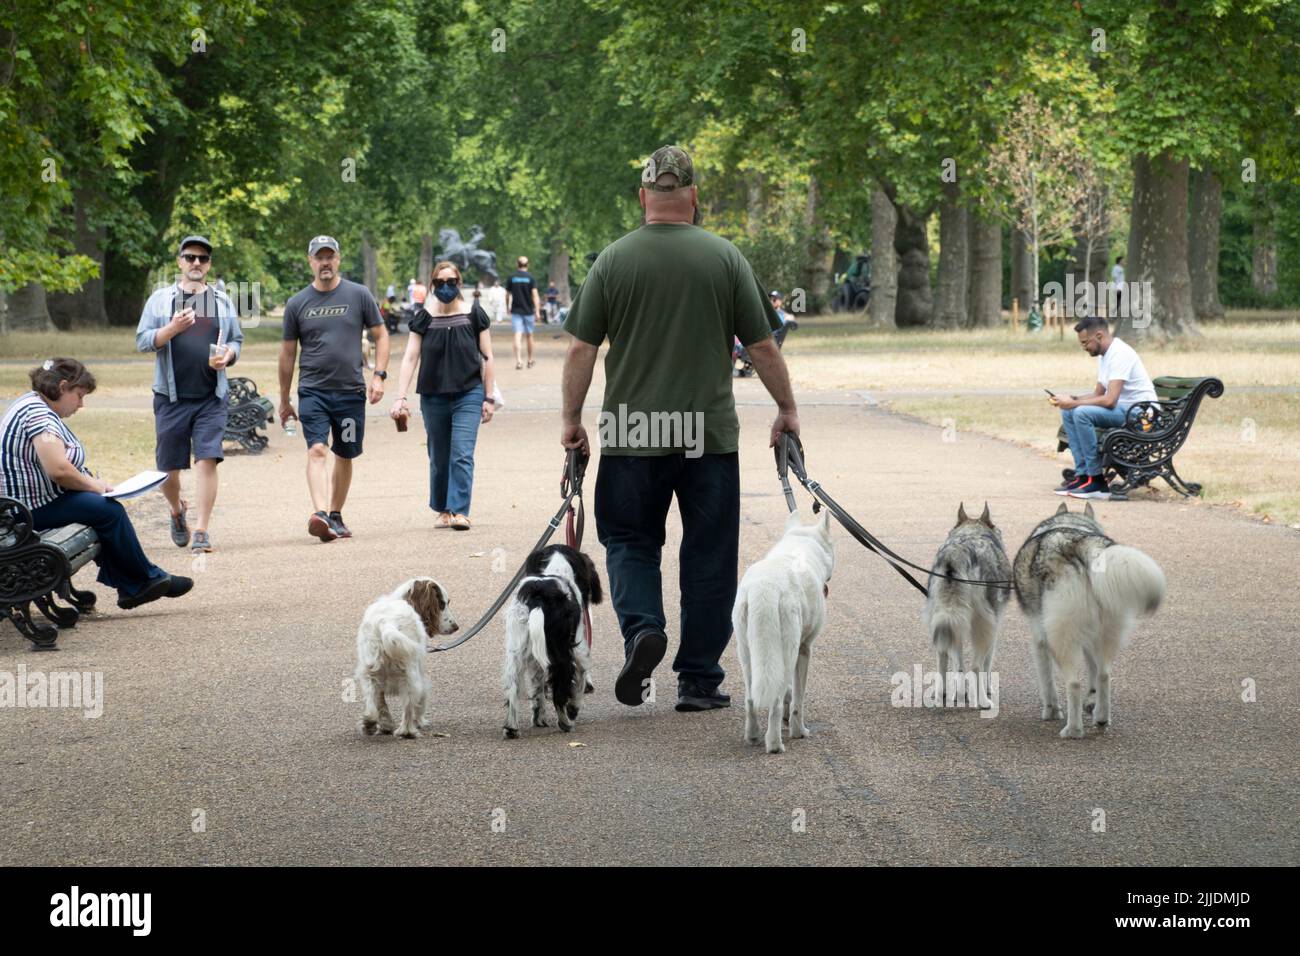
[169,504,190,548]
[191,530,212,553]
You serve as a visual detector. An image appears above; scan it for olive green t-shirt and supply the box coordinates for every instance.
[563,224,780,457]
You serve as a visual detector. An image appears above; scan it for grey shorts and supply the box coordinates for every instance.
[154,393,228,471]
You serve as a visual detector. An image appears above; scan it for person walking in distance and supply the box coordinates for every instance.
[507,256,542,369]
[390,261,497,530]
[561,145,798,712]
[135,235,244,553]
[278,235,390,541]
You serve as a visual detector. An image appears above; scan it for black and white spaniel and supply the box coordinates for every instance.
[502,545,602,739]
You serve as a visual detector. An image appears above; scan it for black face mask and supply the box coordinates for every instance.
[433,282,460,304]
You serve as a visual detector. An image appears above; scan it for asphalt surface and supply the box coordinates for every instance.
[2,339,1297,866]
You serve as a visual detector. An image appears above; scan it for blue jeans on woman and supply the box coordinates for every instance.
[1061,403,1130,475]
[30,491,168,598]
[420,384,484,516]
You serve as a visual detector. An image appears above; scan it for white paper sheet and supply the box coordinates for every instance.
[103,470,168,500]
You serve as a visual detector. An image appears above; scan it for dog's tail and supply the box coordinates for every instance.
[744,589,798,712]
[1091,544,1166,620]
[527,607,548,669]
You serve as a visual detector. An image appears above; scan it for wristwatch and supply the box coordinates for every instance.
[374,370,387,380]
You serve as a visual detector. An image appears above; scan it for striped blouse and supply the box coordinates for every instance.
[0,391,88,511]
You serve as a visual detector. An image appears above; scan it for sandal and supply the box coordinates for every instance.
[434,512,453,529]
[450,514,471,531]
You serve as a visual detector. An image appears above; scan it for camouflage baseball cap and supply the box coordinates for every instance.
[641,145,695,191]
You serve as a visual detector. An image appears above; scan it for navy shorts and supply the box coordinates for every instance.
[298,387,366,459]
[154,393,228,471]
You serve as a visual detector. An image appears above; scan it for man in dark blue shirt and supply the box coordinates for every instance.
[507,256,541,369]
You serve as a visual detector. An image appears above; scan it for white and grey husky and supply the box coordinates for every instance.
[733,509,834,754]
[922,503,1012,709]
[1013,502,1166,738]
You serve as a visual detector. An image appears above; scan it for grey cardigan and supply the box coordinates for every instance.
[135,283,244,402]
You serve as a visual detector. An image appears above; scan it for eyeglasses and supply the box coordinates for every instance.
[180,254,211,264]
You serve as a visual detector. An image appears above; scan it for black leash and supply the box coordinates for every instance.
[430,447,588,652]
[774,432,1015,597]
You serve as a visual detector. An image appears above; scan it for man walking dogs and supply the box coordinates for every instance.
[279,236,390,541]
[560,145,799,712]
[136,235,243,553]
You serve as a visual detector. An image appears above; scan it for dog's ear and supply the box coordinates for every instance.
[785,508,802,531]
[818,507,832,538]
[1084,501,1096,519]
[1056,502,1069,515]
[405,579,442,636]
[979,502,993,527]
[957,502,969,524]
[583,553,603,605]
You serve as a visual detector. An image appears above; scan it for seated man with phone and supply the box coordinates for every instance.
[135,235,244,553]
[1049,315,1157,501]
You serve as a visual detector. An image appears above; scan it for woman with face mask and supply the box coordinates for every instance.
[391,261,496,530]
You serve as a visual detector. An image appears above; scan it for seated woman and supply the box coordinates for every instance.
[0,358,193,610]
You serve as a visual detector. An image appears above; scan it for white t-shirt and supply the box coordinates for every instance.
[1111,264,1125,287]
[480,285,508,322]
[1097,336,1157,407]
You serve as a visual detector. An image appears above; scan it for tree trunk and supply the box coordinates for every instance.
[361,233,378,296]
[1010,226,1034,314]
[46,187,110,329]
[550,237,571,306]
[5,283,56,332]
[1187,167,1225,322]
[1070,194,1109,314]
[746,171,765,241]
[934,183,970,329]
[1125,151,1199,339]
[802,174,834,309]
[868,188,898,329]
[892,203,933,327]
[419,233,434,285]
[1252,187,1278,297]
[967,213,1002,328]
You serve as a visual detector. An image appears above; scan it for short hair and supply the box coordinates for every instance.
[517,256,528,268]
[1074,315,1109,334]
[29,358,96,401]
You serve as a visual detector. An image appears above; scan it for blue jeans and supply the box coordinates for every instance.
[420,385,484,515]
[1061,404,1130,475]
[594,453,740,691]
[30,491,169,598]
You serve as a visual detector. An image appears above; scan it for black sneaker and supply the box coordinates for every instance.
[1068,475,1111,500]
[614,629,668,706]
[165,575,194,598]
[1055,474,1087,496]
[308,511,337,542]
[117,575,174,610]
[328,511,352,538]
[676,682,732,712]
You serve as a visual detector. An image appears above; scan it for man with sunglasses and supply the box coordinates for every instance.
[279,235,389,541]
[135,235,244,554]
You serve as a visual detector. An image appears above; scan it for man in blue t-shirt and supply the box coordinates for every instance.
[506,256,541,369]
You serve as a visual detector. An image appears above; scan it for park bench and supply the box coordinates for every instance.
[1057,375,1225,500]
[224,376,274,453]
[0,496,99,650]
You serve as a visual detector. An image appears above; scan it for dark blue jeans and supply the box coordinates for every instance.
[421,384,484,515]
[30,491,169,598]
[594,452,740,691]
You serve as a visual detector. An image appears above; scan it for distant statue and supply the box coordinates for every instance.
[437,226,498,277]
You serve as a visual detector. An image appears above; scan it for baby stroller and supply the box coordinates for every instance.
[733,319,797,377]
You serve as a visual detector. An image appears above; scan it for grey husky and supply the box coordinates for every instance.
[1013,502,1166,738]
[922,503,1012,709]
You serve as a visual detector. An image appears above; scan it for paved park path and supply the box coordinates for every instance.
[3,335,1297,865]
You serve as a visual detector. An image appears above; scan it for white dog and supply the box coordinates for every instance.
[733,509,834,754]
[355,577,458,739]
